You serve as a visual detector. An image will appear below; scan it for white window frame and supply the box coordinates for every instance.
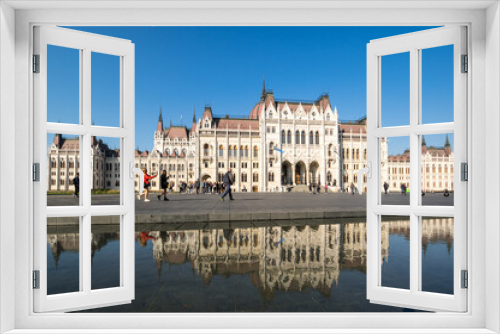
[32,26,136,313]
[366,26,467,312]
[1,2,498,333]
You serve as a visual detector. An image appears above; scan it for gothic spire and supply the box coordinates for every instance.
[422,135,427,146]
[157,107,164,132]
[444,134,451,147]
[261,76,266,100]
[192,106,196,123]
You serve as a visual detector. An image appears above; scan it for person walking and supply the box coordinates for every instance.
[73,173,80,198]
[351,182,355,195]
[138,168,157,202]
[158,170,170,201]
[195,179,200,194]
[324,183,328,194]
[220,168,235,201]
[383,182,389,194]
[401,183,406,196]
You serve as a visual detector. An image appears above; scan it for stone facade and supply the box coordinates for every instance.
[47,84,454,193]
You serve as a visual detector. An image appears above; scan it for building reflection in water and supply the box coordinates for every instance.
[47,218,454,301]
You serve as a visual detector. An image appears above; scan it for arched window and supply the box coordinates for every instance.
[242,173,248,182]
[240,145,244,157]
[315,131,320,145]
[204,120,210,128]
[301,131,306,144]
[203,144,209,157]
[309,131,314,144]
[219,145,224,157]
[328,144,333,156]
[295,131,300,144]
[364,149,367,159]
[287,130,291,144]
[233,146,237,157]
[174,148,179,156]
[253,173,259,182]
[228,145,233,157]
[281,130,286,144]
[268,172,275,182]
[182,149,187,157]
[245,146,249,157]
[165,149,170,156]
[253,146,258,158]
[269,142,274,155]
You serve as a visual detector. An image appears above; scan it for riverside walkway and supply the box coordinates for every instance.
[47,192,453,225]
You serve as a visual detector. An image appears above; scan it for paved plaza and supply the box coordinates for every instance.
[47,192,454,224]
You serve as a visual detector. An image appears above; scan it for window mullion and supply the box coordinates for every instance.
[409,47,420,295]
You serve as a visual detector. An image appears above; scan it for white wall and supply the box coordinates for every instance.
[485,2,500,333]
[0,2,16,333]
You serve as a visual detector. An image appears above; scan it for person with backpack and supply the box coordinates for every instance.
[220,168,235,201]
[157,170,170,201]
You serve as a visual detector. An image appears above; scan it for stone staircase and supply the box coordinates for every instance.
[288,184,310,193]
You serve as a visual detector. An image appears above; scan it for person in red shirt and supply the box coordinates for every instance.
[137,168,157,202]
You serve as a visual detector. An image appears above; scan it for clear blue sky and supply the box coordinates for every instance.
[47,26,454,155]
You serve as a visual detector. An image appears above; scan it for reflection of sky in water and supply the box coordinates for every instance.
[47,220,454,312]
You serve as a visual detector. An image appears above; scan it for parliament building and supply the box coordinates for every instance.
[47,83,454,193]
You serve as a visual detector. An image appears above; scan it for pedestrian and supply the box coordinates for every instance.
[220,168,235,201]
[73,172,80,198]
[195,179,200,194]
[317,183,321,194]
[384,182,389,194]
[324,183,328,194]
[401,183,406,195]
[351,182,355,195]
[137,168,157,202]
[158,170,170,201]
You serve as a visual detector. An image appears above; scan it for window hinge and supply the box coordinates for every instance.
[461,270,468,289]
[33,163,40,182]
[461,162,468,182]
[33,54,40,73]
[461,54,468,73]
[33,270,40,289]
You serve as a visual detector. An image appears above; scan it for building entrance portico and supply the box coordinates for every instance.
[310,161,320,186]
[295,161,306,185]
[282,161,292,185]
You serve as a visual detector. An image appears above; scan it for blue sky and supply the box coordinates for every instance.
[47,26,454,154]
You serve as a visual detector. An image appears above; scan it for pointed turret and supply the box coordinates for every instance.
[261,76,266,100]
[53,133,63,149]
[192,106,197,132]
[157,107,163,132]
[421,135,427,155]
[444,134,452,156]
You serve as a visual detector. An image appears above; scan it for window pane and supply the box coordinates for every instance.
[421,217,454,295]
[421,133,454,206]
[91,217,121,290]
[381,52,410,127]
[47,217,80,295]
[47,45,80,124]
[381,136,410,205]
[91,137,121,206]
[47,133,82,206]
[381,216,410,290]
[421,45,454,124]
[91,52,120,127]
